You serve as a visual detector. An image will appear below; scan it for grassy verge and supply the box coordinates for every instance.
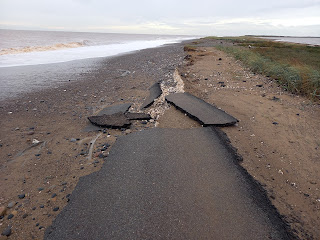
[207,37,320,100]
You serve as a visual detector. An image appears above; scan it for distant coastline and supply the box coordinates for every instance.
[247,35,320,46]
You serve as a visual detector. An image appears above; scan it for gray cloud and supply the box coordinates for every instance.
[0,0,319,36]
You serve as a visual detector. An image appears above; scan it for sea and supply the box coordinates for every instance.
[0,29,195,68]
[260,36,320,46]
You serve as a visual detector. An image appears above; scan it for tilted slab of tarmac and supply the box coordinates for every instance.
[45,128,292,240]
[96,102,132,116]
[140,82,162,109]
[83,103,132,132]
[166,92,238,126]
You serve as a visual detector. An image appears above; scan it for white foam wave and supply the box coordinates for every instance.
[0,38,192,68]
[0,41,91,56]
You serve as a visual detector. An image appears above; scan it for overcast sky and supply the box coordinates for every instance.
[0,0,319,36]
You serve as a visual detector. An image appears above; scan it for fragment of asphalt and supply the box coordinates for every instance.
[88,112,131,128]
[96,102,132,116]
[45,128,293,240]
[87,112,151,129]
[124,112,151,120]
[83,103,132,131]
[166,92,238,126]
[140,82,162,109]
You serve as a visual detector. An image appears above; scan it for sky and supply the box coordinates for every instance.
[0,0,320,36]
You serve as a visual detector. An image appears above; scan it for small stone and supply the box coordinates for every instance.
[32,207,36,210]
[7,214,14,220]
[53,207,59,212]
[70,138,77,142]
[18,194,25,199]
[218,58,222,60]
[1,226,11,236]
[80,166,84,170]
[22,213,28,218]
[7,202,15,209]
[27,131,35,135]
[38,187,44,191]
[35,154,41,157]
[272,122,278,125]
[32,139,40,144]
[51,193,57,198]
[39,226,44,230]
[61,182,67,186]
[256,84,263,87]
[36,223,39,227]
[40,205,44,208]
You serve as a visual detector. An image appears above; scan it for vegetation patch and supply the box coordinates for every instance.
[207,37,320,100]
[184,45,198,52]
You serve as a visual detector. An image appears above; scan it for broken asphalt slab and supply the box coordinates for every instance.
[83,103,132,132]
[84,103,151,130]
[88,112,131,129]
[45,127,293,240]
[140,82,162,109]
[96,102,132,116]
[166,92,238,126]
[125,112,151,120]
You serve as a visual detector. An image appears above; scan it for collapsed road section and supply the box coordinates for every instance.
[166,92,238,126]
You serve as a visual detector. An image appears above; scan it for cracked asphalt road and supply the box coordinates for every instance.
[45,127,292,240]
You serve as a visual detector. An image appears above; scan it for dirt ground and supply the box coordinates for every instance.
[179,45,320,239]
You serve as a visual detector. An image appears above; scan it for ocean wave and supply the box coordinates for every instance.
[0,40,91,56]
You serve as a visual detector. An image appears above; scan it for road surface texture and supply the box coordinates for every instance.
[166,93,238,126]
[45,127,292,240]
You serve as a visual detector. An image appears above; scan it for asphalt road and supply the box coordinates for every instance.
[166,93,238,126]
[45,127,292,240]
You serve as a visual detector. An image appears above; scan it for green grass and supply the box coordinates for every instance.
[206,37,320,100]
